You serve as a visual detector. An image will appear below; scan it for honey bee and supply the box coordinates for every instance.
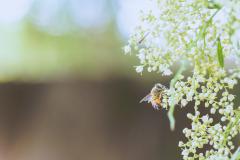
[140,83,167,110]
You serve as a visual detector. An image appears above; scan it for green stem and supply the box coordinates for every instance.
[186,8,220,53]
[223,111,240,146]
[168,60,186,131]
[231,147,240,160]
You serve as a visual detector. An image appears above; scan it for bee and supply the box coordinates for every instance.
[140,83,167,110]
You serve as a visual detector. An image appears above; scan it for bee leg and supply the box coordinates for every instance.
[152,103,160,110]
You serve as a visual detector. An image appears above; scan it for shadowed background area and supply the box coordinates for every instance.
[0,79,192,160]
[0,0,203,159]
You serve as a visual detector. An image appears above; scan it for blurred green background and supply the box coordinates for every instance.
[0,0,148,81]
[0,0,189,160]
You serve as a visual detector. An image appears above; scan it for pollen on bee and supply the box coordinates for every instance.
[154,98,161,105]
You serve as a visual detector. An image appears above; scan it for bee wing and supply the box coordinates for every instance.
[140,94,152,103]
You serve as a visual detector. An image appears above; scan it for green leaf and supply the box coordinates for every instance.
[217,37,224,68]
[231,147,240,160]
[207,0,222,9]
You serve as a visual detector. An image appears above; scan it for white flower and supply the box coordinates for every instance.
[228,94,235,101]
[196,75,205,82]
[221,117,226,122]
[210,108,216,114]
[163,68,172,76]
[181,99,188,107]
[187,90,194,101]
[214,124,222,130]
[123,45,131,54]
[182,149,189,156]
[137,49,146,63]
[147,67,152,72]
[202,115,209,123]
[135,66,144,73]
[178,141,184,147]
[225,105,233,114]
[187,113,193,119]
[219,109,224,114]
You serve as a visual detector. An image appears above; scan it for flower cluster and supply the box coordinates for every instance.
[124,0,240,75]
[124,0,240,159]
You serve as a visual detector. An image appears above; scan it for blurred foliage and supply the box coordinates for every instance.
[0,0,143,81]
[0,21,137,81]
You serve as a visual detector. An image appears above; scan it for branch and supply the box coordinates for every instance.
[168,60,186,131]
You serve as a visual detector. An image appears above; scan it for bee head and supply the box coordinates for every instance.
[150,83,166,96]
[154,83,167,90]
